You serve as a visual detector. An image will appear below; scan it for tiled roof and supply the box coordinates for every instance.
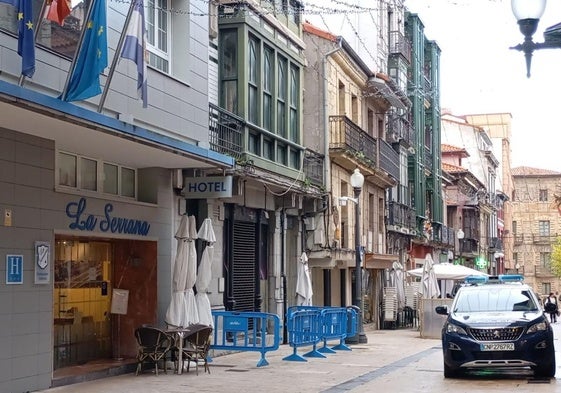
[441,143,469,157]
[303,21,337,42]
[441,143,462,153]
[442,162,467,173]
[512,166,561,176]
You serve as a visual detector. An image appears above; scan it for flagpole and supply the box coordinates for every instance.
[97,0,135,113]
[60,0,96,101]
[18,0,48,86]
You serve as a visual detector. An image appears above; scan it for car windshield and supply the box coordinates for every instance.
[453,287,539,313]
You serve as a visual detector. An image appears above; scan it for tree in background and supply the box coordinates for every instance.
[551,237,561,277]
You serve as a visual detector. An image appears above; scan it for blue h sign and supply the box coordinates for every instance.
[6,255,23,284]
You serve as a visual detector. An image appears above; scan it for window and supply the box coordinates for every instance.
[146,0,170,73]
[263,47,274,131]
[512,221,517,234]
[284,0,301,25]
[59,153,77,187]
[220,29,238,114]
[103,163,118,195]
[539,189,548,202]
[289,65,299,141]
[539,221,550,237]
[58,152,136,198]
[277,57,287,138]
[1,0,84,59]
[81,158,97,191]
[145,0,190,79]
[248,37,259,124]
[540,252,551,268]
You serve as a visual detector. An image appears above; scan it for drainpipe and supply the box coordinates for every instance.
[281,209,287,344]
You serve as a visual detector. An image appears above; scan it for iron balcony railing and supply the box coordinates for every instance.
[389,31,411,64]
[379,139,399,181]
[424,146,433,171]
[387,201,416,230]
[387,113,415,146]
[303,149,324,187]
[209,103,244,160]
[329,115,377,165]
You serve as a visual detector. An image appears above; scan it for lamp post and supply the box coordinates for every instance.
[457,228,465,265]
[349,168,367,344]
[510,0,561,77]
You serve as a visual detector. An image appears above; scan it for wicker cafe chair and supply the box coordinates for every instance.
[134,326,172,376]
[175,325,213,375]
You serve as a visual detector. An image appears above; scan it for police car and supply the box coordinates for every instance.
[435,274,556,378]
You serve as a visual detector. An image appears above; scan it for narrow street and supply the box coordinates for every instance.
[38,322,561,393]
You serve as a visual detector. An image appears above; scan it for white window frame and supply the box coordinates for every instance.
[56,151,137,200]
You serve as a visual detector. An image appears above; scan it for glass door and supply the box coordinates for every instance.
[54,238,113,369]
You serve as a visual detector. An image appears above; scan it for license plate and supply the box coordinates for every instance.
[480,342,515,351]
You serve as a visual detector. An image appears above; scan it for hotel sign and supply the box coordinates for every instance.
[182,176,233,199]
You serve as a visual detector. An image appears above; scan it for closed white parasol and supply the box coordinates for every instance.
[195,217,216,328]
[296,252,313,306]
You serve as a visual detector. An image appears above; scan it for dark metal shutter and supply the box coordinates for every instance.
[232,221,256,312]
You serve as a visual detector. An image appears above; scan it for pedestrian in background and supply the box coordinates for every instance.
[544,292,558,323]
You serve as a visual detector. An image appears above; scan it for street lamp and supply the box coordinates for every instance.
[510,0,561,77]
[457,228,465,265]
[350,168,367,344]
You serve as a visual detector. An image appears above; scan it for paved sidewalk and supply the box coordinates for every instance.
[37,326,439,393]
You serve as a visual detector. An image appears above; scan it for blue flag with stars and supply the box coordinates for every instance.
[63,0,108,102]
[17,0,35,78]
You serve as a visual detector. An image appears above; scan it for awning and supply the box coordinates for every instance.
[367,77,407,110]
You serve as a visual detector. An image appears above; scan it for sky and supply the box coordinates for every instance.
[405,0,561,172]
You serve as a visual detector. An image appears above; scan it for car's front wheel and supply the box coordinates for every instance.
[443,363,461,378]
[533,359,556,378]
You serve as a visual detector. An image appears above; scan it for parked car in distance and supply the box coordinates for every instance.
[435,274,556,378]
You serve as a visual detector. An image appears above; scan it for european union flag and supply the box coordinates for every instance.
[17,0,35,78]
[63,0,108,102]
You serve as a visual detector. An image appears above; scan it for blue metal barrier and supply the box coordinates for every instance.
[346,306,358,339]
[318,307,350,353]
[283,308,323,362]
[211,311,280,367]
[284,306,360,362]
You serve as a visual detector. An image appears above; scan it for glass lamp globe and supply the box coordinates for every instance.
[511,0,546,21]
[350,168,364,189]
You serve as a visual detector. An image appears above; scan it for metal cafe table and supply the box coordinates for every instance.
[166,324,209,375]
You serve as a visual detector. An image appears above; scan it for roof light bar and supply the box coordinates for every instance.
[464,274,524,285]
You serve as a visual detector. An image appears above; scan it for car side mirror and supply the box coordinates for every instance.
[435,305,449,315]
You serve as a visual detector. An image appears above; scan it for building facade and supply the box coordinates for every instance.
[441,113,505,273]
[401,12,451,270]
[0,0,234,391]
[302,21,405,328]
[511,166,561,296]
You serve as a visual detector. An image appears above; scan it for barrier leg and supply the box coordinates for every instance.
[283,347,307,362]
[303,343,326,358]
[332,338,351,351]
[318,340,336,354]
[256,352,270,367]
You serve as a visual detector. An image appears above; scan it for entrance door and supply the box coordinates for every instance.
[54,239,112,369]
[225,205,268,312]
